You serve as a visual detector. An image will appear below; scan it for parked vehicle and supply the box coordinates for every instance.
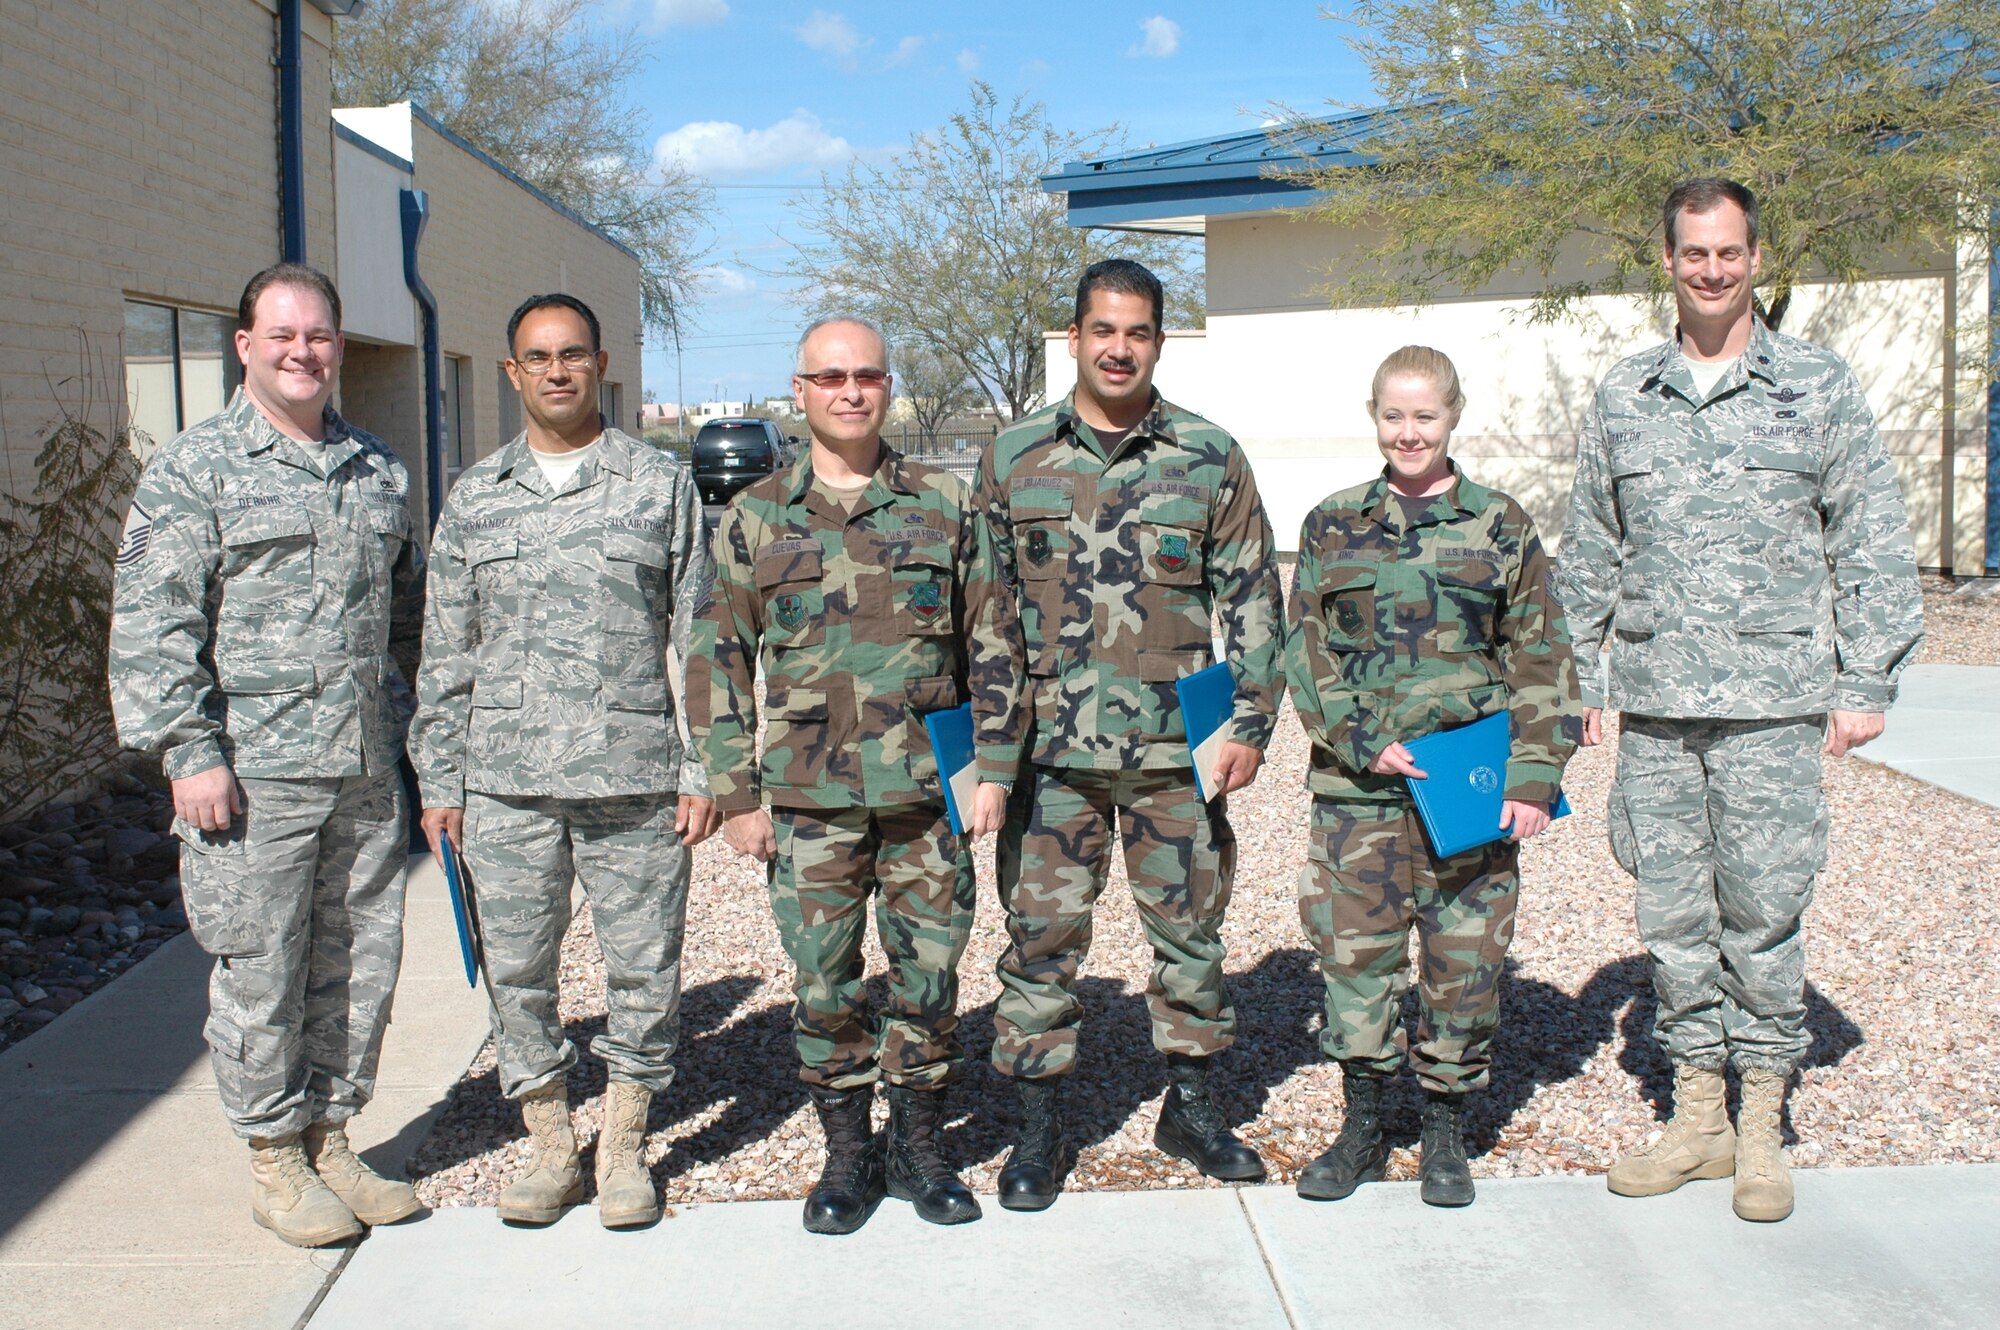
[690,418,792,506]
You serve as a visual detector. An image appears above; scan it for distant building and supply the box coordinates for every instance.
[1043,116,1990,570]
[638,401,682,432]
[689,400,749,424]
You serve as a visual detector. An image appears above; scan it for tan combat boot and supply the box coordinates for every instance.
[248,1133,363,1247]
[1733,1068,1795,1222]
[497,1081,583,1225]
[594,1081,661,1229]
[1606,1064,1735,1197]
[304,1121,422,1225]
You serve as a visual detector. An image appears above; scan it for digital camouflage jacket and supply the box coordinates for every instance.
[110,390,425,781]
[410,428,710,806]
[1558,319,1924,719]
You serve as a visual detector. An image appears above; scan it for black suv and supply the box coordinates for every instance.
[691,418,791,505]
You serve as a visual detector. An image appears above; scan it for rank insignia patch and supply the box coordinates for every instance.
[115,503,153,567]
[1025,527,1052,567]
[1158,532,1190,572]
[775,593,806,631]
[1336,597,1364,634]
[909,580,943,623]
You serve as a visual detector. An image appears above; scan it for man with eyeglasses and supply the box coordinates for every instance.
[410,293,716,1230]
[690,315,1023,1235]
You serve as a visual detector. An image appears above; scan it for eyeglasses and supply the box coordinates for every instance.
[796,368,890,391]
[513,349,597,375]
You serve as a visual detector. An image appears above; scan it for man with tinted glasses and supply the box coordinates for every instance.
[974,258,1285,1209]
[110,263,426,1247]
[690,316,1023,1235]
[410,293,715,1230]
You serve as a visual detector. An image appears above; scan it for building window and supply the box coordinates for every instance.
[442,355,470,471]
[599,380,624,434]
[123,301,241,450]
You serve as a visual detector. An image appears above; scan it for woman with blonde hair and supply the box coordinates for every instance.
[1284,345,1582,1206]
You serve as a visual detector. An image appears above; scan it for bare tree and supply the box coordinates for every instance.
[790,82,1201,419]
[333,0,709,339]
[893,342,978,447]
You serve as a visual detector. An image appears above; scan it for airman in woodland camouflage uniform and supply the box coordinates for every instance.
[1286,346,1580,1209]
[1560,180,1924,1224]
[110,264,425,1247]
[691,316,1023,1234]
[975,260,1286,1210]
[410,294,715,1231]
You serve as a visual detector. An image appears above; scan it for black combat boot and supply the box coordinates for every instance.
[997,1077,1066,1212]
[1418,1091,1476,1207]
[1296,1065,1389,1200]
[883,1084,980,1225]
[802,1085,885,1235]
[1153,1054,1267,1182]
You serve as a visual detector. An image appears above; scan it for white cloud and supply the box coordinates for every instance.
[1131,15,1180,58]
[885,35,925,68]
[956,47,980,74]
[653,110,856,178]
[691,265,756,297]
[649,0,728,23]
[795,10,867,69]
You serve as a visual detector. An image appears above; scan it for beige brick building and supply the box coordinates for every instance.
[0,0,643,522]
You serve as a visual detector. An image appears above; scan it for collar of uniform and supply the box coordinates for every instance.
[1641,317,1780,396]
[490,433,552,496]
[1055,389,1177,461]
[1363,461,1479,532]
[228,389,355,471]
[782,442,916,504]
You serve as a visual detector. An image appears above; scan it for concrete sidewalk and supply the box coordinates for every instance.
[307,1166,1999,1330]
[1852,663,2000,807]
[0,852,490,1330]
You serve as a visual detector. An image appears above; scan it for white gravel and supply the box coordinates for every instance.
[411,579,2000,1204]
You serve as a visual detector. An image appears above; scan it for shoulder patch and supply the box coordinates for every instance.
[115,503,153,567]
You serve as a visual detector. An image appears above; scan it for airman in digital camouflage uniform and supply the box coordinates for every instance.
[974,260,1286,1210]
[1286,346,1580,1208]
[109,263,425,1247]
[1560,180,1924,1223]
[691,316,1024,1234]
[410,294,716,1231]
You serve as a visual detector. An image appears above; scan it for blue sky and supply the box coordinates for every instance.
[610,2,1377,407]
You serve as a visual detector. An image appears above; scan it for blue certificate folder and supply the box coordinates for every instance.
[1400,711,1571,858]
[1176,662,1236,803]
[923,703,979,836]
[437,834,482,988]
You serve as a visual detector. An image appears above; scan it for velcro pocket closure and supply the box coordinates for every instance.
[1317,561,1377,650]
[365,504,412,538]
[1741,441,1820,475]
[1027,647,1066,678]
[1137,489,1207,528]
[1435,556,1503,593]
[221,510,315,547]
[1318,561,1377,593]
[765,687,829,721]
[472,677,524,708]
[216,659,316,694]
[756,541,823,588]
[1738,600,1817,635]
[468,534,518,566]
[1137,648,1209,682]
[601,678,670,711]
[1008,477,1075,519]
[605,532,669,568]
[1609,435,1666,480]
[905,673,962,713]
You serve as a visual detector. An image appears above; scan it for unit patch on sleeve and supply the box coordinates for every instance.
[115,503,153,567]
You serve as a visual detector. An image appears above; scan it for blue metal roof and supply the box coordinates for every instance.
[1040,104,1401,231]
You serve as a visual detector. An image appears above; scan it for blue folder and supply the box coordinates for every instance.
[437,834,482,988]
[923,703,978,836]
[1400,711,1570,858]
[1176,661,1236,802]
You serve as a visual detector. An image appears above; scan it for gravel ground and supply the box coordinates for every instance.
[1916,574,2000,665]
[410,580,2000,1207]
